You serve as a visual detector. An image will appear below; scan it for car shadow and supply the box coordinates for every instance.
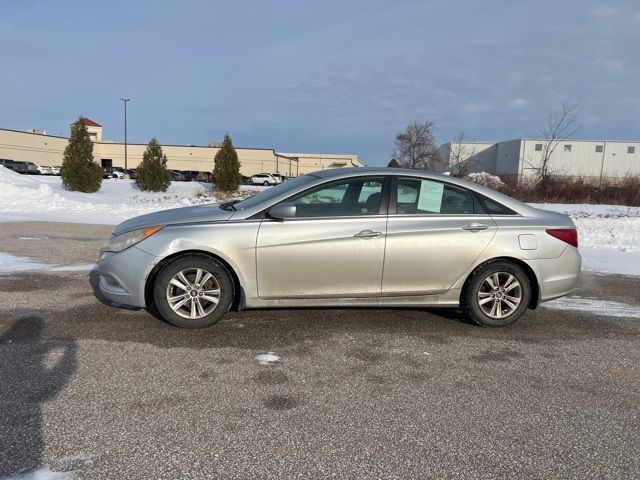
[0,315,77,476]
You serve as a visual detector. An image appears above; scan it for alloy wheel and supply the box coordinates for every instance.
[165,268,221,319]
[477,272,522,319]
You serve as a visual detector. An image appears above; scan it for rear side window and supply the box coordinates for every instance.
[395,178,475,215]
[478,195,518,215]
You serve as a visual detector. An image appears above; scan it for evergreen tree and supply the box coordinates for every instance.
[387,158,401,168]
[136,137,171,192]
[60,118,103,192]
[213,133,241,192]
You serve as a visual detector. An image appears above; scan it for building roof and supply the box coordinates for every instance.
[77,118,102,128]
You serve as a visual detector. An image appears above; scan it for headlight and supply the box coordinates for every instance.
[101,225,164,253]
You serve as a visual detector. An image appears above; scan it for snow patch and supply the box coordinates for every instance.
[0,252,96,273]
[17,236,51,240]
[255,352,281,366]
[542,296,640,319]
[0,165,259,225]
[4,468,75,480]
[464,172,505,189]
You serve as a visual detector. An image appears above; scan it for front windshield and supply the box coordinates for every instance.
[231,174,318,211]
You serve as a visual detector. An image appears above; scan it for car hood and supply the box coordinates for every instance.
[112,204,234,235]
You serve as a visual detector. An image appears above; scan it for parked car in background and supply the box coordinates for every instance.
[24,161,39,174]
[197,171,213,182]
[111,167,125,179]
[126,169,137,179]
[51,166,61,175]
[258,172,282,184]
[170,170,185,182]
[271,173,285,183]
[251,173,277,186]
[96,167,582,329]
[0,159,18,171]
[179,170,200,182]
[35,164,53,175]
[242,175,253,185]
[10,161,30,174]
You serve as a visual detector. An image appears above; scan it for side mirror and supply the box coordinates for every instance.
[267,202,296,220]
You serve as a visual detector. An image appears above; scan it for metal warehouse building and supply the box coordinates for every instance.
[438,138,640,184]
[0,119,363,176]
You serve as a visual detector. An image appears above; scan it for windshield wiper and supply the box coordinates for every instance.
[220,200,239,211]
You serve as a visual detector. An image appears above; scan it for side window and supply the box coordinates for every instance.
[478,195,517,215]
[395,178,475,215]
[289,177,384,218]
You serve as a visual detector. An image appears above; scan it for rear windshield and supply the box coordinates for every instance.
[232,175,318,211]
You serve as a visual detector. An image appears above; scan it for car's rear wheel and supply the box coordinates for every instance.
[263,181,270,186]
[153,255,234,328]
[463,261,531,327]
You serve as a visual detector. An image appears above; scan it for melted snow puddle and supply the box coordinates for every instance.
[542,296,640,319]
[0,252,95,273]
[256,352,281,365]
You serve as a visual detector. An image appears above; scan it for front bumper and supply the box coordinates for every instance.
[95,245,159,308]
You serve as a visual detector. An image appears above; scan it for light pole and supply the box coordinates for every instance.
[120,98,130,178]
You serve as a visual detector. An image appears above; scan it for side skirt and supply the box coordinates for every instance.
[244,289,461,309]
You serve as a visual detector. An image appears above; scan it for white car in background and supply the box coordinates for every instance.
[251,173,278,186]
[35,164,53,175]
[51,166,61,175]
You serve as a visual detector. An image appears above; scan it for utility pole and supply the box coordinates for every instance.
[121,98,130,179]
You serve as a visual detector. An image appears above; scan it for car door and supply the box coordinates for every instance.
[382,177,497,296]
[256,176,388,299]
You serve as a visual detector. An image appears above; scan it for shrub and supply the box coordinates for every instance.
[136,138,171,192]
[213,134,241,192]
[506,176,640,206]
[60,118,103,193]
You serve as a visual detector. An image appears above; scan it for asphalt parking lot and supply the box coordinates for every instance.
[1,222,639,479]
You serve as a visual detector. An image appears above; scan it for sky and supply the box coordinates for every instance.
[1,0,639,166]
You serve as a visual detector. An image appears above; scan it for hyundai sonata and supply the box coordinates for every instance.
[96,168,580,328]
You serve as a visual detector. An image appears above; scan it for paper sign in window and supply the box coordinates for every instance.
[417,180,444,212]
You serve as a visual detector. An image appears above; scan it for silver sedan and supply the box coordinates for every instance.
[96,168,581,328]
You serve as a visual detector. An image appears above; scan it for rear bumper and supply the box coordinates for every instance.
[529,246,581,303]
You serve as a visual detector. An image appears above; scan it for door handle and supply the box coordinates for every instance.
[463,223,490,232]
[354,229,383,239]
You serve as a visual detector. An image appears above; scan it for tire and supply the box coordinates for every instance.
[263,181,270,186]
[153,255,234,328]
[462,261,531,327]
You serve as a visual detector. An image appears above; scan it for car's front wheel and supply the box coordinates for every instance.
[463,261,531,327]
[153,255,234,328]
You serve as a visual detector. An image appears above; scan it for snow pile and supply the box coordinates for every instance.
[531,203,640,252]
[465,172,505,189]
[0,166,260,224]
[531,203,640,276]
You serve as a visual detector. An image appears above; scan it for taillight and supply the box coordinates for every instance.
[546,228,578,248]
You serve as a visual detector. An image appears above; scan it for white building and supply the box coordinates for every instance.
[438,138,640,184]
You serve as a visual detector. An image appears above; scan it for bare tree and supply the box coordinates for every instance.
[391,121,439,170]
[535,100,580,188]
[449,129,478,178]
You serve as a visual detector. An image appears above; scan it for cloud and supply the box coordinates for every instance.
[508,98,530,110]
